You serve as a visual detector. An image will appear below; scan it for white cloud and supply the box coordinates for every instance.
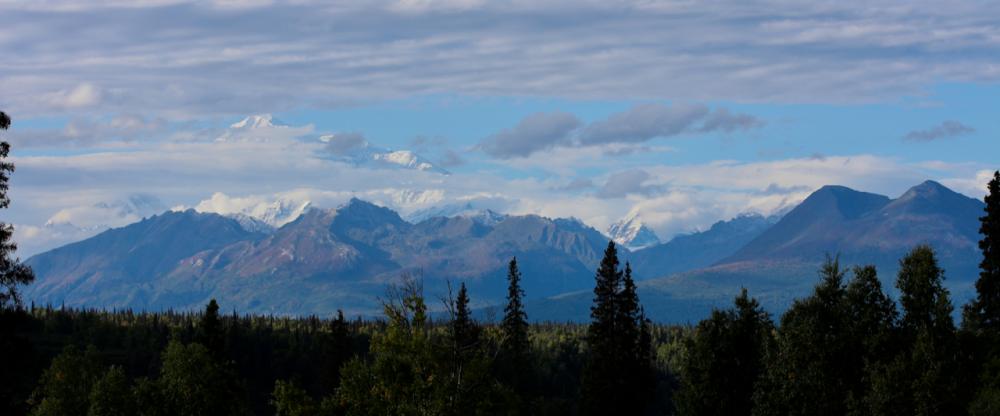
[44,83,103,109]
[7,113,993,257]
[4,1,1000,117]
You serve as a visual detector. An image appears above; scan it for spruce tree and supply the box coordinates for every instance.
[322,310,351,392]
[965,171,1000,416]
[582,242,622,415]
[446,282,493,415]
[198,298,224,360]
[582,242,652,415]
[499,257,530,392]
[965,170,1000,332]
[618,263,653,413]
[452,282,478,351]
[0,111,33,309]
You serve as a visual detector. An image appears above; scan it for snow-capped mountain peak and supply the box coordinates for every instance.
[463,209,507,226]
[607,213,660,250]
[230,114,279,129]
[318,134,449,175]
[194,193,311,232]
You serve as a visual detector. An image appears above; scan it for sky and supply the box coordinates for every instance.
[1,0,998,256]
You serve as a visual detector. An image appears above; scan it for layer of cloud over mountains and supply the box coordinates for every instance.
[23,181,986,323]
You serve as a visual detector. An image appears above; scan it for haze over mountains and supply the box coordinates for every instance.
[23,180,985,323]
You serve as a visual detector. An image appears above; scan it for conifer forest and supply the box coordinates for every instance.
[2,108,1000,414]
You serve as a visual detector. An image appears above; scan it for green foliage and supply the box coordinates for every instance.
[29,345,103,416]
[863,246,960,416]
[969,387,1000,416]
[132,377,170,416]
[15,232,1000,415]
[843,265,898,413]
[677,289,773,416]
[336,277,513,415]
[335,277,442,415]
[753,259,904,416]
[88,366,136,416]
[270,380,318,416]
[159,339,248,416]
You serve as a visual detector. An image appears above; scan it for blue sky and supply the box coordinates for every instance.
[1,0,997,256]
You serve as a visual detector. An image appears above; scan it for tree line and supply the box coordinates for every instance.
[2,109,1000,414]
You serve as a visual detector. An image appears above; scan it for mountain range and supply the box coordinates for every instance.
[531,180,985,322]
[23,181,987,323]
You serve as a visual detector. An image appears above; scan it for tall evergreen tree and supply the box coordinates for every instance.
[445,282,495,415]
[499,257,530,392]
[501,258,529,355]
[582,242,652,415]
[965,171,1000,415]
[582,242,623,415]
[322,310,352,392]
[965,170,1000,332]
[198,298,224,360]
[452,282,479,351]
[677,288,773,416]
[618,263,653,412]
[0,111,34,309]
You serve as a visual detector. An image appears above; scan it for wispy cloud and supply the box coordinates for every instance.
[579,104,763,146]
[477,112,580,159]
[4,1,1000,118]
[478,104,761,158]
[903,120,975,142]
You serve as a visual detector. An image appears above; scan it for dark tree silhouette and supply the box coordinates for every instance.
[865,245,960,416]
[0,111,34,309]
[754,256,852,416]
[582,242,652,415]
[198,298,224,359]
[677,288,773,416]
[964,171,1000,414]
[499,257,531,394]
[966,170,1000,332]
[452,282,479,351]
